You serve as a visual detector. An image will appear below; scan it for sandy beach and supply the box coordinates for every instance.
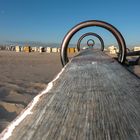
[0,51,62,132]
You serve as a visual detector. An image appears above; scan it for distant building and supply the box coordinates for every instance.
[15,46,21,52]
[31,47,38,52]
[46,47,52,53]
[24,46,31,52]
[134,46,140,51]
[68,48,75,54]
[39,46,45,53]
[20,46,24,52]
[52,48,58,53]
[108,46,118,54]
[9,45,15,51]
[57,48,60,52]
[74,48,78,52]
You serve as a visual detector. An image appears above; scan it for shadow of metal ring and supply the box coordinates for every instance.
[60,20,127,66]
[77,32,104,51]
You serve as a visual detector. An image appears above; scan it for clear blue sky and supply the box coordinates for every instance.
[0,0,140,46]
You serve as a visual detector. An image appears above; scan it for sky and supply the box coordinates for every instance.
[0,0,140,46]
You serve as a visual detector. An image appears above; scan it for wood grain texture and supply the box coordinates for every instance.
[4,49,140,140]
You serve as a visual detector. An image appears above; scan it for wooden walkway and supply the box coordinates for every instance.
[0,49,140,140]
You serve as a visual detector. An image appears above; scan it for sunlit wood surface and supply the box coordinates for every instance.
[5,49,140,140]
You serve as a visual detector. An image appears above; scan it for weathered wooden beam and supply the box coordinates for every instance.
[127,50,140,56]
[0,49,140,140]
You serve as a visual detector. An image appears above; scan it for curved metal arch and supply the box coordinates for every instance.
[87,39,95,47]
[60,20,127,66]
[77,32,104,51]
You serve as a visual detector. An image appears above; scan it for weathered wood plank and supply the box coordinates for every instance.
[127,50,140,56]
[0,49,140,140]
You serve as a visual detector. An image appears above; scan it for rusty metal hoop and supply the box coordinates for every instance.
[77,32,104,51]
[60,20,126,66]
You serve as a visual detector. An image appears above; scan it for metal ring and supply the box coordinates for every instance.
[77,32,104,51]
[87,39,95,47]
[60,20,126,66]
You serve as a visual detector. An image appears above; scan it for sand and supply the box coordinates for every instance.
[0,51,62,132]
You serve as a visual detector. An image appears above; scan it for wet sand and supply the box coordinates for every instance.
[0,51,62,132]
